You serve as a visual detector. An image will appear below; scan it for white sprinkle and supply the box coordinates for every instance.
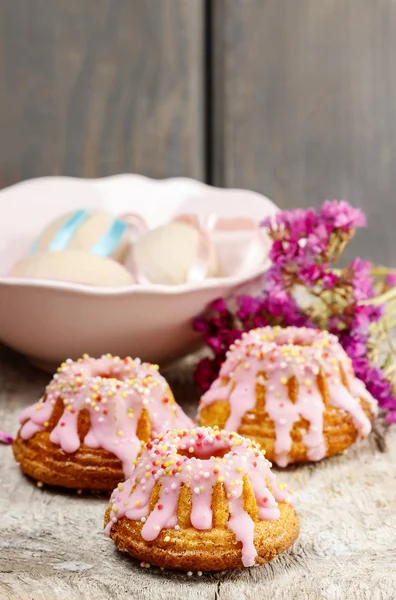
[170,483,177,490]
[194,487,200,494]
[203,472,210,479]
[197,571,203,576]
[141,517,146,523]
[187,571,193,577]
[164,535,170,542]
[174,525,180,531]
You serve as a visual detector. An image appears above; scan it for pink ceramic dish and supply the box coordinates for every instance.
[0,175,277,371]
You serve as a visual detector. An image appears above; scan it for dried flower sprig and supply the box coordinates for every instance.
[194,201,396,423]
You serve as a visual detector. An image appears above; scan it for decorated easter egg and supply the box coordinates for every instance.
[31,210,131,262]
[9,250,135,287]
[125,221,220,285]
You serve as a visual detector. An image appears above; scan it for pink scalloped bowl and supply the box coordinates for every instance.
[0,175,277,370]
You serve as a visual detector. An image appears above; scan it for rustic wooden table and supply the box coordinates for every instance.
[0,346,395,600]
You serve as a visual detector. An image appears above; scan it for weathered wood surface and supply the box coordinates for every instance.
[0,345,395,600]
[211,0,396,266]
[0,0,204,187]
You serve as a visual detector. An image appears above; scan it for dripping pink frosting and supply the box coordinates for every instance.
[199,327,378,467]
[18,354,192,478]
[105,426,294,568]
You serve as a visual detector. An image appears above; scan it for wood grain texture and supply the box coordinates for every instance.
[0,0,204,186]
[212,0,396,265]
[0,346,395,599]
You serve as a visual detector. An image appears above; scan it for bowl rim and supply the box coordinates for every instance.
[0,263,269,296]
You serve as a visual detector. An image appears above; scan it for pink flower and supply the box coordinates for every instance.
[320,200,366,229]
[349,258,375,300]
[322,271,339,290]
[385,273,396,288]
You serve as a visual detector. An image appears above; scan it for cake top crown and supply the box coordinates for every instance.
[225,326,346,371]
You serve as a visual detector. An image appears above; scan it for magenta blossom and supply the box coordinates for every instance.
[385,272,396,289]
[320,200,367,230]
[194,201,395,422]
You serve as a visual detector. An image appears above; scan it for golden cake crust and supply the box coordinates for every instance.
[200,398,375,465]
[104,501,299,571]
[13,432,125,491]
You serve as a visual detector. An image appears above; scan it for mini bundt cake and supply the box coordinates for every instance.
[199,327,377,467]
[13,355,192,491]
[105,426,298,571]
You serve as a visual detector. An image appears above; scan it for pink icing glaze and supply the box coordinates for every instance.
[199,327,378,467]
[18,355,192,478]
[105,426,294,568]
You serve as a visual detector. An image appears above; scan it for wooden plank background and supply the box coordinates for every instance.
[211,0,396,266]
[1,0,396,265]
[0,0,204,186]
